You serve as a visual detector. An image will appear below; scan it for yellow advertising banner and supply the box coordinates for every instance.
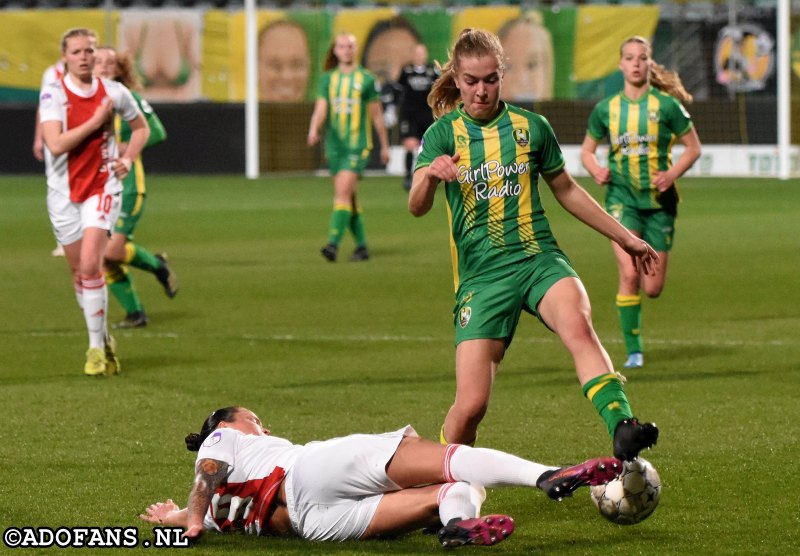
[0,10,113,90]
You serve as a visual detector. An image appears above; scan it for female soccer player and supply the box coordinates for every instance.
[139,406,621,547]
[580,36,702,369]
[409,29,659,460]
[94,46,178,329]
[39,28,149,375]
[307,33,390,262]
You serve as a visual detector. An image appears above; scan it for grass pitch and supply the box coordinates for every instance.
[1,174,798,554]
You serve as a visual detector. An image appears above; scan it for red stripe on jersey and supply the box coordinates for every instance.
[63,78,111,203]
[209,466,286,535]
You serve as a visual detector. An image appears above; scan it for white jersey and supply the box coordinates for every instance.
[41,61,65,90]
[196,428,304,535]
[39,75,140,203]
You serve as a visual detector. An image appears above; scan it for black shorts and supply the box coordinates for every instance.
[400,115,433,140]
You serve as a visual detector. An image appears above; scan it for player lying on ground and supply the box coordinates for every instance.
[140,406,622,548]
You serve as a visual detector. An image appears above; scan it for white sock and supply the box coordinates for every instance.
[443,444,557,488]
[438,482,485,524]
[81,275,107,349]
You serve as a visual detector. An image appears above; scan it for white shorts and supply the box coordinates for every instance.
[284,425,418,541]
[47,187,121,245]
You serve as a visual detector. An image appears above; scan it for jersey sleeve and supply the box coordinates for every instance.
[415,120,451,170]
[664,96,694,137]
[139,95,167,147]
[316,72,330,101]
[38,84,63,123]
[534,114,566,175]
[362,71,379,103]
[586,102,608,141]
[107,82,141,123]
[196,428,238,469]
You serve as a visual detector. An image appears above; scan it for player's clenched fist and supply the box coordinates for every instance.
[428,153,461,182]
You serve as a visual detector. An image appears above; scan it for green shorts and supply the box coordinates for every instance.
[453,250,579,347]
[325,145,370,175]
[113,191,146,239]
[605,194,676,252]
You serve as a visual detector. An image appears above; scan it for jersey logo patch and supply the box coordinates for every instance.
[459,306,472,328]
[456,135,467,147]
[203,431,222,447]
[648,110,659,123]
[513,128,530,147]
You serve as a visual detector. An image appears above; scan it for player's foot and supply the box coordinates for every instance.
[320,243,337,262]
[51,244,65,257]
[437,515,515,548]
[403,176,412,191]
[154,254,179,298]
[113,311,148,329]
[613,418,659,461]
[84,347,107,376]
[623,352,643,368]
[350,245,370,262]
[537,457,623,501]
[104,335,121,375]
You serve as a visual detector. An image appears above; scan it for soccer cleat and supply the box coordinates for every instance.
[320,243,337,262]
[350,245,370,262]
[437,515,515,548]
[113,311,148,329]
[154,254,179,298]
[613,418,659,461]
[104,335,121,375]
[84,348,107,376]
[537,457,623,501]
[51,244,65,257]
[403,176,412,191]
[623,352,644,369]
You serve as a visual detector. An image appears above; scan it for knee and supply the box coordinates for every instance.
[642,283,664,298]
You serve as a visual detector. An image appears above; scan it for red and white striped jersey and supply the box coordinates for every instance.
[39,75,140,203]
[197,428,304,535]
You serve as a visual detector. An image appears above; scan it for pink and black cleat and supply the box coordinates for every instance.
[537,456,623,501]
[437,514,515,548]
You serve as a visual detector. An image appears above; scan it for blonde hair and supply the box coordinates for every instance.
[324,33,356,72]
[621,36,693,104]
[60,28,97,52]
[427,28,505,118]
[96,45,141,91]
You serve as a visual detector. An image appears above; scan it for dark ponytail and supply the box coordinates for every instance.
[185,406,240,451]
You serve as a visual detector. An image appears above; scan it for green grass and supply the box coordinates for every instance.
[1,174,798,554]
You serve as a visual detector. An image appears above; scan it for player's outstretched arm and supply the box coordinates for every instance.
[183,458,229,540]
[139,499,187,527]
[544,169,658,275]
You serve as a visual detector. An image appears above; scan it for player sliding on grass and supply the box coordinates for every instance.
[409,29,659,461]
[140,406,622,548]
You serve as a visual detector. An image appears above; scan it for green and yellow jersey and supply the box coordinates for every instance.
[317,66,379,153]
[416,102,566,290]
[586,86,693,209]
[115,90,167,196]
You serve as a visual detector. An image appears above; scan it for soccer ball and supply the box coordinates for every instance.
[590,458,661,525]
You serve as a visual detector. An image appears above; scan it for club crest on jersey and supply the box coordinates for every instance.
[648,110,659,123]
[513,128,530,147]
[203,431,222,447]
[459,306,472,328]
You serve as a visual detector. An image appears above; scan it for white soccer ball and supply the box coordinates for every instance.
[589,458,661,525]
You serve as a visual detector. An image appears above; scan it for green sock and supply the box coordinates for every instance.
[349,210,366,247]
[582,372,634,438]
[327,206,351,246]
[127,242,162,274]
[106,265,143,314]
[617,294,643,354]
